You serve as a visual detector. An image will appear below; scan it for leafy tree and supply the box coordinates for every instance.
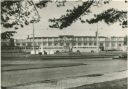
[49,0,127,29]
[1,0,48,39]
[1,0,127,39]
[1,0,41,29]
[49,1,93,29]
[1,31,16,39]
[86,8,127,28]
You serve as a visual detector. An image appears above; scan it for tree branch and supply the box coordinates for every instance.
[49,0,94,29]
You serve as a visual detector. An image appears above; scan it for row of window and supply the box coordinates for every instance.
[105,43,122,47]
[33,39,98,42]
[1,43,123,50]
[73,47,97,48]
[15,41,123,47]
[16,42,98,46]
[2,47,39,50]
[43,47,64,49]
[34,37,97,40]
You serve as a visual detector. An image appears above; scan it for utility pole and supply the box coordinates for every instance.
[96,22,99,53]
[32,22,36,54]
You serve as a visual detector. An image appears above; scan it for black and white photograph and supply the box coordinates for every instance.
[1,0,128,89]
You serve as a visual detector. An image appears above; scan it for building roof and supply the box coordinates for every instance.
[28,35,107,39]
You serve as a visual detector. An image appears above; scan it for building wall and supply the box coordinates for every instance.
[2,35,125,54]
[104,37,125,50]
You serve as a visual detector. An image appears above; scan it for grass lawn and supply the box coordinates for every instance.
[69,78,127,89]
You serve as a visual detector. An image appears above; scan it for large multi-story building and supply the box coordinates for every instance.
[10,35,126,54]
[1,34,127,54]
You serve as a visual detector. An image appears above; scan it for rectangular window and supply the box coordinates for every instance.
[111,38,116,41]
[16,43,20,46]
[94,38,96,41]
[54,43,58,46]
[83,38,87,41]
[60,43,64,46]
[118,44,121,46]
[73,43,76,46]
[22,43,26,46]
[89,43,92,46]
[89,38,92,41]
[94,42,96,46]
[84,43,87,45]
[106,43,109,47]
[100,43,103,46]
[54,38,58,41]
[48,42,52,46]
[66,43,69,46]
[27,43,32,46]
[77,38,82,41]
[78,43,82,46]
[43,42,47,46]
[112,43,115,47]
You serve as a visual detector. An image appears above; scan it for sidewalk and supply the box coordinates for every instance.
[9,70,128,89]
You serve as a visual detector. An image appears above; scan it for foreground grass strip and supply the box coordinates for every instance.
[2,63,86,71]
[69,78,127,89]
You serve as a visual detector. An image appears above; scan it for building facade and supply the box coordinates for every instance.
[11,35,126,54]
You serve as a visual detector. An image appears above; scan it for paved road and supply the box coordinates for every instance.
[1,58,127,88]
[9,70,128,89]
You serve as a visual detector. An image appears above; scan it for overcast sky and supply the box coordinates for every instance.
[3,0,128,39]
